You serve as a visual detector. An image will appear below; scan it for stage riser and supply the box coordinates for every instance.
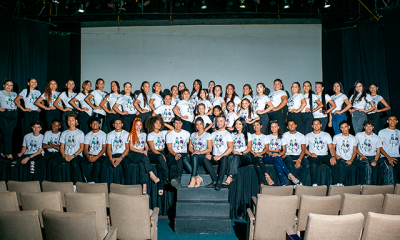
[174,218,231,234]
[180,174,227,187]
[177,187,229,201]
[176,202,230,218]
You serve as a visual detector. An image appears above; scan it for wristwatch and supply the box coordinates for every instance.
[28,156,32,159]
[73,154,76,158]
[120,156,124,160]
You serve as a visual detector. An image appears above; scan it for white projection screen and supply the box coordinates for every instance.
[81,24,322,96]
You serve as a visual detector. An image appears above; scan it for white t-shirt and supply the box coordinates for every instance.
[150,93,164,109]
[243,95,253,103]
[42,131,61,153]
[209,93,214,101]
[251,133,268,153]
[190,132,212,152]
[106,130,129,154]
[331,93,348,113]
[106,93,121,111]
[166,130,190,153]
[75,93,93,116]
[287,93,305,110]
[116,95,137,114]
[333,134,358,161]
[366,95,383,114]
[197,100,213,113]
[283,132,306,156]
[147,130,168,150]
[136,93,151,111]
[91,90,107,116]
[211,96,224,107]
[60,129,85,156]
[194,115,212,126]
[252,95,271,112]
[268,90,287,108]
[313,94,332,119]
[301,93,319,113]
[177,100,195,123]
[154,105,175,123]
[305,132,333,156]
[23,133,44,155]
[266,134,287,151]
[355,132,382,157]
[84,130,107,156]
[171,97,179,106]
[237,109,259,121]
[211,130,233,156]
[226,112,239,128]
[226,96,241,112]
[58,92,78,109]
[378,128,400,158]
[40,91,61,107]
[350,93,373,109]
[190,92,199,106]
[0,90,17,110]
[19,89,41,111]
[231,132,252,152]
[130,132,147,150]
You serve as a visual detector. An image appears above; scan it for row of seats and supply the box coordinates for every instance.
[0,181,158,240]
[247,186,400,239]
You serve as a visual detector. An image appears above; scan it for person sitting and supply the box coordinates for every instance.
[80,117,107,183]
[204,115,233,190]
[11,121,44,181]
[379,115,399,184]
[305,119,340,187]
[166,116,191,189]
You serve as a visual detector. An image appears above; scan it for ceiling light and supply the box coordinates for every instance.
[201,0,207,9]
[78,3,85,12]
[324,0,330,8]
[283,0,290,9]
[240,0,245,8]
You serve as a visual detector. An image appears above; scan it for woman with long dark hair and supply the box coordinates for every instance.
[349,81,375,134]
[100,81,121,132]
[178,82,186,100]
[190,79,202,106]
[313,82,336,131]
[208,81,215,101]
[268,79,288,133]
[149,82,164,111]
[134,81,152,125]
[14,77,41,135]
[242,84,253,103]
[113,82,138,132]
[170,85,179,106]
[0,79,18,162]
[35,80,61,129]
[253,83,274,134]
[366,83,391,134]
[210,85,225,110]
[173,89,195,133]
[54,80,78,130]
[85,78,107,129]
[301,81,323,134]
[70,81,93,134]
[287,82,307,134]
[223,118,253,187]
[224,84,241,112]
[328,82,352,135]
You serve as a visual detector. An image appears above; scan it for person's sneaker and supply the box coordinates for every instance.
[312,184,318,187]
[88,182,95,184]
[170,178,181,189]
[73,185,77,192]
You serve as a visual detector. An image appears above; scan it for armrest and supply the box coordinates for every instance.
[104,226,117,240]
[151,207,160,221]
[285,227,301,240]
[150,207,159,240]
[247,208,255,240]
[251,196,257,206]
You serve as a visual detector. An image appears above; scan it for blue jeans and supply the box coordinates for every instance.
[332,113,347,135]
[263,155,291,186]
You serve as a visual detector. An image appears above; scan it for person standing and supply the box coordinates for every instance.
[287,82,307,134]
[328,82,352,135]
[35,80,61,129]
[85,78,107,129]
[301,81,323,134]
[378,116,398,184]
[134,81,152,125]
[100,81,121,133]
[349,81,375,135]
[173,89,195,133]
[149,82,165,111]
[54,80,78,130]
[113,83,138,132]
[70,81,93,134]
[366,83,391,134]
[313,82,336,131]
[268,79,288,133]
[253,83,274,134]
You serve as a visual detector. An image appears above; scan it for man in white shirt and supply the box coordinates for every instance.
[81,117,107,183]
[51,114,85,184]
[10,121,44,181]
[355,119,383,185]
[305,119,340,186]
[204,115,234,190]
[332,120,360,185]
[378,115,398,184]
[166,117,191,189]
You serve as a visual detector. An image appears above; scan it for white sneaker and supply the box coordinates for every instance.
[312,184,318,187]
[88,182,95,184]
[73,185,77,192]
[335,183,341,186]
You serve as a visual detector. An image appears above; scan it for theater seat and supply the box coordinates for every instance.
[0,192,19,211]
[382,194,400,215]
[110,183,142,196]
[340,193,384,226]
[7,180,41,206]
[0,210,42,240]
[76,182,109,207]
[361,212,400,240]
[0,181,7,192]
[295,185,327,208]
[42,181,74,208]
[361,185,394,196]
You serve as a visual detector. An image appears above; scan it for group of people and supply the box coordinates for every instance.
[0,77,398,195]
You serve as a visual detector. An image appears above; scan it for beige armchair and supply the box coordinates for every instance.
[7,180,41,205]
[42,181,74,208]
[110,183,142,196]
[361,185,394,196]
[340,193,384,226]
[0,192,19,211]
[382,194,400,215]
[76,182,109,207]
[361,212,400,240]
[0,210,43,240]
[294,185,327,208]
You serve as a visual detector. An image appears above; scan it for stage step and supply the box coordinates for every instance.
[175,217,232,234]
[180,174,227,187]
[177,187,229,202]
[176,202,230,218]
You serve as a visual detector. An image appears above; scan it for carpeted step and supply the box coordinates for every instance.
[176,202,230,218]
[174,217,231,234]
[177,187,229,202]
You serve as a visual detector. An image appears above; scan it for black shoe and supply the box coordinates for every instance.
[215,182,222,191]
[171,178,181,189]
[222,183,229,188]
[205,181,217,188]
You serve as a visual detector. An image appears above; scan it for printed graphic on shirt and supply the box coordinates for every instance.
[162,107,174,122]
[187,102,195,115]
[134,139,145,149]
[173,137,186,151]
[287,98,295,108]
[89,136,102,153]
[112,134,125,150]
[213,134,225,149]
[232,135,246,150]
[361,138,373,153]
[126,98,135,112]
[27,140,40,153]
[192,137,205,151]
[66,135,77,151]
[389,134,399,147]
[313,137,326,151]
[287,139,300,153]
[154,136,165,149]
[252,99,259,111]
[252,137,264,152]
[340,139,351,154]
[48,136,59,145]
[269,138,282,151]
[6,96,15,108]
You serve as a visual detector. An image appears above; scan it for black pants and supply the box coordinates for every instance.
[227,153,253,176]
[182,120,193,133]
[45,152,61,181]
[148,150,168,190]
[45,109,61,130]
[23,111,40,136]
[167,153,190,180]
[121,114,136,132]
[305,155,342,185]
[121,152,148,184]
[80,155,107,183]
[315,117,328,132]
[138,112,152,130]
[393,158,400,183]
[258,112,270,135]
[252,155,269,185]
[100,154,125,187]
[0,111,18,156]
[10,154,42,182]
[302,112,314,134]
[268,108,287,133]
[31,152,59,183]
[203,155,228,183]
[287,112,305,134]
[367,112,381,134]
[78,112,92,135]
[0,158,10,181]
[283,155,310,182]
[93,113,106,131]
[106,113,120,133]
[51,155,83,184]
[189,154,206,177]
[61,110,77,131]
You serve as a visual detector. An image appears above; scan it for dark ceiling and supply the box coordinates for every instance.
[1,0,397,27]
